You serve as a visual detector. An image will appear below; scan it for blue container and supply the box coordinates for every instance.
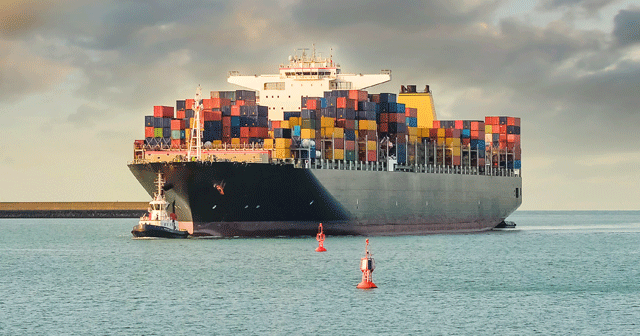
[231,126,241,138]
[514,160,521,169]
[396,144,406,164]
[300,146,316,159]
[154,117,163,128]
[163,118,171,128]
[379,93,397,103]
[181,130,186,139]
[320,98,327,109]
[162,127,171,138]
[176,100,186,111]
[231,116,240,127]
[345,129,356,141]
[407,117,418,128]
[293,125,301,137]
[345,108,356,120]
[462,129,471,138]
[145,116,154,127]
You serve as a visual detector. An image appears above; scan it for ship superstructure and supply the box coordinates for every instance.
[228,47,391,120]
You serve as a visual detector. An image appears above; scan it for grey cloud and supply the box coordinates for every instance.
[537,0,619,14]
[67,104,108,128]
[613,8,640,47]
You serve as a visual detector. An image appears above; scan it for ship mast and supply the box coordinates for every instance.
[187,85,203,161]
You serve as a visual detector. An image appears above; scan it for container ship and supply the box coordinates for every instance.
[128,48,522,237]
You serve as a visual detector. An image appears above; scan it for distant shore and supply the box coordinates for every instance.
[0,202,148,218]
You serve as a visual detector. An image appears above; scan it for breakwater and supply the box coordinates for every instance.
[0,202,148,218]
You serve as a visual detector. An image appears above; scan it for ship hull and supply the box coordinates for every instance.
[128,161,522,237]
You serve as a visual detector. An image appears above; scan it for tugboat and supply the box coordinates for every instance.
[131,172,189,238]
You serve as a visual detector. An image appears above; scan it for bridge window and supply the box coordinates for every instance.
[264,82,285,90]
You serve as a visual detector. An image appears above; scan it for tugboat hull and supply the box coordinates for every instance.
[131,224,189,238]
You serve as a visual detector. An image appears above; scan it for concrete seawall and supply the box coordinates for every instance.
[0,202,148,218]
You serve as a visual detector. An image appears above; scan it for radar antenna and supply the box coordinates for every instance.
[187,85,203,161]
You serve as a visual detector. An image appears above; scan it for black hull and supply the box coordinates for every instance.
[131,224,189,238]
[128,161,522,237]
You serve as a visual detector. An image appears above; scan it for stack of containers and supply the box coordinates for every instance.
[144,106,174,147]
[377,93,408,164]
[430,120,485,166]
[484,116,521,169]
[269,125,292,159]
[357,94,378,162]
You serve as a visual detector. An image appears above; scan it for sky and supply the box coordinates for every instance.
[1,0,639,210]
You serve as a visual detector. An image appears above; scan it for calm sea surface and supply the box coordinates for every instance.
[1,211,640,335]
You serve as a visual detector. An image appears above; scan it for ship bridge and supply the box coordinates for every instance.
[228,48,391,120]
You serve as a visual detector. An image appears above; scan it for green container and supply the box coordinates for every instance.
[345,150,356,161]
[301,118,316,130]
[171,130,182,140]
[154,128,163,138]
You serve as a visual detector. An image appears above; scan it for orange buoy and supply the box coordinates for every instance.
[356,238,377,289]
[315,223,327,252]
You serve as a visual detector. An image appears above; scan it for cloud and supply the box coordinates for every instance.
[537,0,620,14]
[66,104,108,128]
[613,8,640,47]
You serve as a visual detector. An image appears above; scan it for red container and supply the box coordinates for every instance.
[507,117,516,126]
[223,126,231,138]
[462,138,470,146]
[176,110,186,119]
[471,130,480,139]
[239,138,249,145]
[222,116,231,127]
[336,97,347,109]
[369,94,380,103]
[203,98,231,110]
[345,140,355,151]
[334,138,344,149]
[379,123,388,133]
[154,106,174,118]
[367,150,377,162]
[445,128,453,138]
[499,124,507,134]
[452,156,461,166]
[171,119,185,130]
[171,139,184,148]
[186,99,195,110]
[433,120,441,128]
[145,127,154,138]
[514,148,522,160]
[513,117,521,127]
[336,119,346,128]
[240,127,250,138]
[451,129,461,138]
[471,121,483,131]
[306,99,318,110]
[380,113,388,123]
[271,120,281,129]
[231,105,241,116]
[344,119,355,130]
[429,128,438,138]
[455,120,463,129]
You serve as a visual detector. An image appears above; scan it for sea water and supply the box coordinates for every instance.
[1,211,639,335]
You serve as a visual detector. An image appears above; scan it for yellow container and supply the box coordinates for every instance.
[288,117,300,127]
[301,129,315,139]
[485,125,492,134]
[437,128,445,138]
[334,149,344,160]
[281,121,290,129]
[452,147,461,156]
[274,148,291,159]
[408,127,418,136]
[358,120,369,130]
[333,127,344,139]
[409,135,418,143]
[275,138,291,149]
[264,138,274,149]
[368,122,377,131]
[437,137,445,145]
[321,117,335,128]
[231,138,240,145]
[367,141,377,151]
[213,140,222,146]
[446,138,461,147]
